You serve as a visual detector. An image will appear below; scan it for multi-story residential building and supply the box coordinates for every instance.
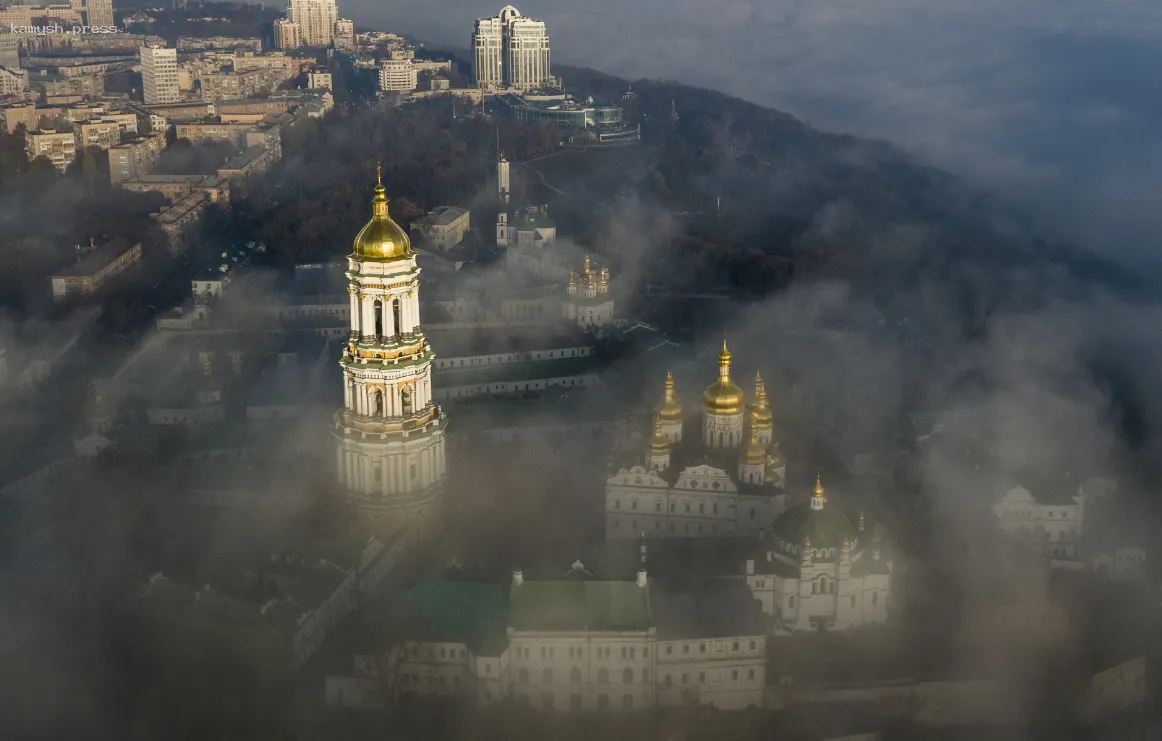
[0,64,27,95]
[31,73,105,98]
[81,0,114,27]
[198,68,281,101]
[75,119,121,150]
[334,18,355,50]
[140,44,179,104]
[120,173,230,206]
[0,31,20,70]
[274,19,303,50]
[49,238,142,300]
[410,206,470,251]
[25,128,77,171]
[151,191,210,254]
[1,104,38,133]
[286,0,337,48]
[107,130,166,184]
[472,6,551,91]
[307,71,332,90]
[378,50,417,93]
[99,112,139,134]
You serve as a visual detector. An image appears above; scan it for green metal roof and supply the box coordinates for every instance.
[770,500,860,553]
[399,581,509,656]
[508,580,652,633]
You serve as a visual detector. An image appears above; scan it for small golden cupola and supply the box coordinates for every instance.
[646,417,671,472]
[656,371,682,422]
[702,339,745,415]
[352,164,412,262]
[742,418,767,466]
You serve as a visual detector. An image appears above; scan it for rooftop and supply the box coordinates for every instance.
[434,354,604,388]
[219,146,266,171]
[652,581,766,640]
[52,238,138,278]
[508,578,652,633]
[396,580,509,655]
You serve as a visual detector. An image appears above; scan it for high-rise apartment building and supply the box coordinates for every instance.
[82,0,114,27]
[273,18,303,50]
[0,30,20,70]
[472,6,551,91]
[286,0,338,48]
[140,44,180,104]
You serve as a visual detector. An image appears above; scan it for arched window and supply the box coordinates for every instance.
[622,667,633,684]
[542,668,553,683]
[872,592,878,607]
[374,390,383,416]
[373,300,383,338]
[570,667,582,684]
[400,388,412,416]
[518,668,529,684]
[597,668,608,683]
[717,432,723,447]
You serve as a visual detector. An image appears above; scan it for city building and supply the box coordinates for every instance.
[334,18,355,50]
[151,191,210,254]
[107,130,166,184]
[496,93,640,144]
[274,19,303,51]
[378,49,417,93]
[334,168,449,540]
[49,238,142,300]
[75,119,121,150]
[140,44,180,104]
[563,255,614,328]
[1,104,38,133]
[337,564,767,711]
[25,128,77,171]
[80,0,114,27]
[0,65,27,95]
[410,206,470,251]
[604,345,790,541]
[472,5,551,90]
[307,70,332,90]
[285,0,338,48]
[0,30,20,70]
[120,173,230,206]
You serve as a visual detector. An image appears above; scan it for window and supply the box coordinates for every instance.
[699,643,706,654]
[598,668,608,683]
[873,592,878,607]
[670,503,675,513]
[541,647,547,659]
[570,667,582,684]
[622,694,633,709]
[623,667,633,683]
[485,663,491,674]
[732,670,738,680]
[642,647,649,658]
[629,647,635,660]
[518,668,529,684]
[851,594,856,607]
[749,641,756,650]
[685,504,691,513]
[666,646,672,656]
[699,503,704,514]
[683,644,689,655]
[620,647,627,659]
[614,500,620,509]
[788,596,795,609]
[699,672,705,684]
[656,502,661,512]
[438,649,445,658]
[732,641,739,651]
[664,674,672,687]
[632,500,638,510]
[748,669,755,680]
[682,673,689,685]
[643,669,650,682]
[713,503,718,514]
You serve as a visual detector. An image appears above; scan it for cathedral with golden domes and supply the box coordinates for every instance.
[562,255,615,329]
[604,341,789,540]
[334,168,449,541]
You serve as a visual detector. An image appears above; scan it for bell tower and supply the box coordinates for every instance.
[334,168,449,542]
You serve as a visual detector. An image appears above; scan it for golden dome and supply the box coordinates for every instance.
[742,424,767,465]
[702,338,744,415]
[766,444,786,467]
[655,371,683,424]
[751,371,774,430]
[648,418,670,455]
[352,165,412,262]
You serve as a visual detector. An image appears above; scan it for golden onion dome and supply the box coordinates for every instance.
[702,339,745,415]
[647,418,670,455]
[352,165,412,262]
[751,371,774,430]
[655,371,683,424]
[742,426,767,466]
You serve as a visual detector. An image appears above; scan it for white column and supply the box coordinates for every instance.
[361,297,376,339]
[343,378,352,409]
[349,290,359,333]
[383,292,397,338]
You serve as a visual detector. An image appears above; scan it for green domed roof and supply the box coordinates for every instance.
[769,476,860,552]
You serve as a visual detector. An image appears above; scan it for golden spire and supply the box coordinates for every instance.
[751,371,773,431]
[584,254,591,274]
[376,161,382,185]
[353,171,411,261]
[656,370,682,423]
[858,508,865,532]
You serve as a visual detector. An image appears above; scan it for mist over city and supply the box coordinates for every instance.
[0,1,1158,740]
